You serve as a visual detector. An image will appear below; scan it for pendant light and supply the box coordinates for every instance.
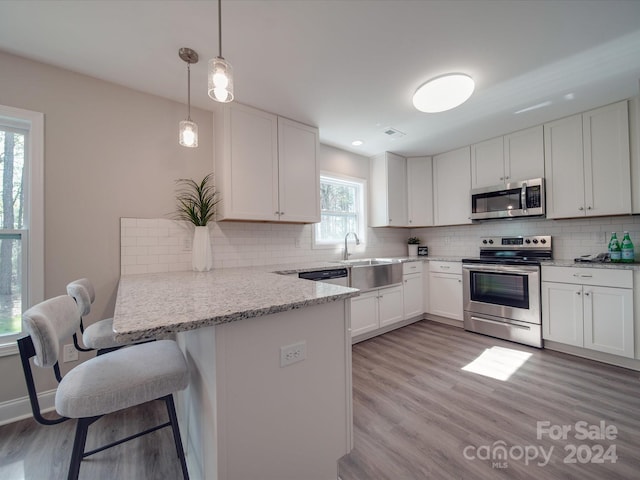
[179,47,199,148]
[208,0,234,103]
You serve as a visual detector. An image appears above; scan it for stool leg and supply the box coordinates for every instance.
[164,395,190,480]
[68,416,99,480]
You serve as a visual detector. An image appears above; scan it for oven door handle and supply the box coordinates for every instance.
[463,264,539,275]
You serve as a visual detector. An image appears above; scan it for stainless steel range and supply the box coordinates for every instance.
[462,235,552,348]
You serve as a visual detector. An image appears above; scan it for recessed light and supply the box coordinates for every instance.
[351,140,364,146]
[412,73,475,113]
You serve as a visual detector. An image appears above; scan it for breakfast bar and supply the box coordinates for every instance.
[113,269,358,480]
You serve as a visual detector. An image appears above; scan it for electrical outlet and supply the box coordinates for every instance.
[280,341,306,367]
[183,236,192,252]
[63,344,79,363]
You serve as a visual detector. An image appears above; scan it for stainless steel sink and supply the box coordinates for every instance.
[334,258,403,291]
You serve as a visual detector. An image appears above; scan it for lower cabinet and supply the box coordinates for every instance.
[542,266,634,358]
[351,285,404,337]
[403,261,424,319]
[428,261,463,322]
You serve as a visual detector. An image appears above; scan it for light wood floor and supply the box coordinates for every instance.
[3,320,640,479]
[339,320,640,480]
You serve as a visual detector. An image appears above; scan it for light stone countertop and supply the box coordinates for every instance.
[113,268,359,343]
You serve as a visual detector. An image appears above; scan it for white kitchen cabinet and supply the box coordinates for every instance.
[406,156,433,227]
[351,285,404,337]
[471,136,504,188]
[544,101,631,219]
[403,261,424,319]
[215,102,320,223]
[542,266,634,358]
[350,290,379,337]
[428,261,463,322]
[471,126,544,189]
[369,152,407,227]
[504,125,544,183]
[433,146,472,226]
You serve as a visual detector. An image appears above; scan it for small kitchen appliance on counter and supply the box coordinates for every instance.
[462,235,552,348]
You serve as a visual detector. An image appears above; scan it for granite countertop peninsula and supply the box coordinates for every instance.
[113,268,359,343]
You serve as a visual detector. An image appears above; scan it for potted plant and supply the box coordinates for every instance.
[174,173,220,271]
[407,236,420,257]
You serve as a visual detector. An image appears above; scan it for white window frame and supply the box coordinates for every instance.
[313,172,367,249]
[0,105,44,356]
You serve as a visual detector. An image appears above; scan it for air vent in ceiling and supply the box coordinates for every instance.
[382,127,406,139]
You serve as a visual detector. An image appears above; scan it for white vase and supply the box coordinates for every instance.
[192,226,212,272]
[408,244,418,257]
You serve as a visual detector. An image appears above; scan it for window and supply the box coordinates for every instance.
[0,105,44,356]
[314,173,366,246]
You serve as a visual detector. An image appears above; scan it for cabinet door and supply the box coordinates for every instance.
[583,101,631,217]
[403,273,424,319]
[386,153,408,226]
[378,285,404,327]
[221,103,279,221]
[541,281,583,346]
[277,117,320,223]
[504,125,544,182]
[544,114,585,219]
[407,156,433,227]
[433,146,472,226]
[471,136,504,188]
[428,273,463,321]
[583,285,633,358]
[350,291,379,337]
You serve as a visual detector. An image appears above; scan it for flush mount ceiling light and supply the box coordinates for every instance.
[208,0,234,103]
[412,73,475,113]
[179,47,199,148]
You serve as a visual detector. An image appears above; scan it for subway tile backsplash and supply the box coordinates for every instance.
[121,215,640,275]
[120,218,408,275]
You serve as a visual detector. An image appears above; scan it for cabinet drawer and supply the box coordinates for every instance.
[542,266,632,288]
[429,261,462,275]
[403,261,423,275]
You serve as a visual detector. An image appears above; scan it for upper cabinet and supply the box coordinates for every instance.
[215,103,320,223]
[544,101,630,219]
[407,156,433,227]
[471,126,544,189]
[369,152,408,227]
[433,146,472,226]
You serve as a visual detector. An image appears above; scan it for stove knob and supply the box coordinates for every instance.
[525,239,531,244]
[482,239,488,244]
[532,239,539,244]
[540,238,547,244]
[488,239,494,244]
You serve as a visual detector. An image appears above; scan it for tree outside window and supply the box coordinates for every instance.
[0,127,25,338]
[315,174,366,246]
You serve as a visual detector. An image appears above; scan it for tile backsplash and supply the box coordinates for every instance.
[120,218,408,275]
[121,215,640,275]
[412,215,640,260]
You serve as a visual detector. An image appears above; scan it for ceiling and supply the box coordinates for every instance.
[1,0,640,157]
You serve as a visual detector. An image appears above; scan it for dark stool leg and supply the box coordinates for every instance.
[68,416,100,480]
[164,395,190,480]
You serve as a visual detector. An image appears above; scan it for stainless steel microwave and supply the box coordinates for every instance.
[470,178,545,220]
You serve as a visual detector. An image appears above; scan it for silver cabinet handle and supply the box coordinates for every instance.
[576,291,581,295]
[579,206,584,211]
[584,292,590,296]
[587,206,592,210]
[441,265,450,270]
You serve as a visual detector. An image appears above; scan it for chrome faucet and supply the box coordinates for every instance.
[343,232,360,260]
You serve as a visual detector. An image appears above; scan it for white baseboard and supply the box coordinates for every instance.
[0,389,56,426]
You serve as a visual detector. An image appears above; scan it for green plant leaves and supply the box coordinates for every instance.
[173,173,220,226]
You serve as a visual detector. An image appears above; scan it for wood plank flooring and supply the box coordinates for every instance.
[0,399,184,479]
[2,320,640,479]
[338,320,640,480]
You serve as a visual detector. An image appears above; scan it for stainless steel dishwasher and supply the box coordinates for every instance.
[298,268,349,287]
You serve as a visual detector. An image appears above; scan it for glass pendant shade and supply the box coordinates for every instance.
[208,57,234,103]
[179,120,198,148]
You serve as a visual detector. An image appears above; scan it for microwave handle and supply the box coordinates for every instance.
[521,182,527,213]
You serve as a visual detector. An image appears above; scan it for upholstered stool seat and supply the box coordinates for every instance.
[56,340,188,418]
[19,295,190,480]
[81,316,118,350]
